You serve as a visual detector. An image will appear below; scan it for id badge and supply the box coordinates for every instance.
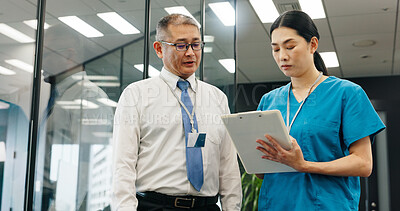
[187,133,206,148]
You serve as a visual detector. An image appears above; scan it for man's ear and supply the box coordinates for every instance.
[153,41,163,58]
[310,37,319,54]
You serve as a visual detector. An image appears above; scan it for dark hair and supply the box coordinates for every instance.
[270,10,328,76]
[156,14,200,41]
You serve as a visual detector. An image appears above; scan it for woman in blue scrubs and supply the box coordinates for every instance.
[255,10,385,210]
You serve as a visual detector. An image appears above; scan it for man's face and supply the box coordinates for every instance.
[154,24,202,79]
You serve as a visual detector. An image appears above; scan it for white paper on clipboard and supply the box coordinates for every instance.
[221,110,296,174]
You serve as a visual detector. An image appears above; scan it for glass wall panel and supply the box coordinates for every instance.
[203,0,236,110]
[0,0,36,210]
[123,39,145,90]
[35,0,145,210]
[149,0,202,79]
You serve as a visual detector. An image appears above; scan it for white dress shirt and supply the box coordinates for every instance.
[111,68,242,211]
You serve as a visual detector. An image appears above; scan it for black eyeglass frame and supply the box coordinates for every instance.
[158,40,205,51]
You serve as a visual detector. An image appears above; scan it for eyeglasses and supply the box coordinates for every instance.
[159,41,205,51]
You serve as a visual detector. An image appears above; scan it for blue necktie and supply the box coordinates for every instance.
[177,80,204,191]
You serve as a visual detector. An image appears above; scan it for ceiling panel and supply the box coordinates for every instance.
[1,0,37,22]
[342,62,392,78]
[45,0,97,17]
[324,0,397,17]
[329,13,396,37]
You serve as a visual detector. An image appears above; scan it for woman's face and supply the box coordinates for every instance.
[271,27,317,78]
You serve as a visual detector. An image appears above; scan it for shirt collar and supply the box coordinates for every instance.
[161,67,197,92]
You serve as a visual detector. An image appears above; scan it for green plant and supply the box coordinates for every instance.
[241,173,263,211]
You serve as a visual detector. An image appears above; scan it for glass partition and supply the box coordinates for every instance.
[203,0,236,111]
[0,0,36,210]
[34,0,145,210]
[122,39,145,89]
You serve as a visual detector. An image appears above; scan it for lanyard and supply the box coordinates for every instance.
[160,75,197,133]
[286,72,323,133]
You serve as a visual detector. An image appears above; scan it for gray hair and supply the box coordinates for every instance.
[155,14,200,41]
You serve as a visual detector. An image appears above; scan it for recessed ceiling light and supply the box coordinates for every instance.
[352,40,376,47]
[320,52,339,68]
[0,101,10,110]
[218,59,235,73]
[58,16,104,38]
[299,0,326,19]
[204,35,214,43]
[97,98,118,107]
[0,23,35,43]
[250,0,279,23]
[58,99,100,109]
[0,142,6,161]
[164,6,201,27]
[78,99,99,109]
[93,82,120,87]
[23,20,51,30]
[92,132,113,138]
[0,66,16,75]
[72,75,119,81]
[97,12,140,35]
[208,2,235,26]
[5,59,33,73]
[204,46,213,53]
[134,64,160,77]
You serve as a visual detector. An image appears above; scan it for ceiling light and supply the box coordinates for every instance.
[5,59,33,73]
[92,132,113,138]
[0,142,6,162]
[208,2,235,26]
[299,0,326,19]
[23,20,51,30]
[97,98,118,107]
[0,66,16,75]
[204,35,214,43]
[0,23,35,43]
[35,181,41,192]
[97,12,140,35]
[0,101,10,110]
[164,6,201,27]
[72,75,119,81]
[320,52,339,68]
[58,16,104,38]
[56,101,78,105]
[204,46,213,53]
[93,82,120,87]
[250,0,279,23]
[352,40,376,47]
[59,99,99,109]
[218,59,235,73]
[134,64,160,78]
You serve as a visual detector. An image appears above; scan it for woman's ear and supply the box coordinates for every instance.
[310,37,319,54]
[153,41,163,58]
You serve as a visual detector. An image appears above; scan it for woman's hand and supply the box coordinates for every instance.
[256,135,373,177]
[256,134,307,172]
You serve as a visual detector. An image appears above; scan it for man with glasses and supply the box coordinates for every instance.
[112,14,242,211]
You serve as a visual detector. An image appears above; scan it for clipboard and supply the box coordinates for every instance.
[221,110,296,174]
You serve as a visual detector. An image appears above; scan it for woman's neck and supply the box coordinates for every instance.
[291,68,322,91]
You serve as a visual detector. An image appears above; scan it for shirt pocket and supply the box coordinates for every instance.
[303,118,342,162]
[206,127,224,146]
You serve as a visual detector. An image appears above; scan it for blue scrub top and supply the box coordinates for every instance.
[257,76,385,211]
